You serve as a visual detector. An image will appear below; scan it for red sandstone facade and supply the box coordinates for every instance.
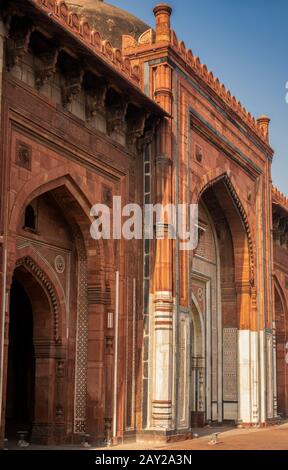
[124,3,275,431]
[0,0,163,445]
[0,0,286,446]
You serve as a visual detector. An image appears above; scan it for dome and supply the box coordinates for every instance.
[66,0,150,48]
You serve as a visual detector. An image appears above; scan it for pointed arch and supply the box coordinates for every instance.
[191,293,205,357]
[196,170,255,287]
[7,166,116,436]
[15,254,63,342]
[8,166,111,275]
[9,165,91,231]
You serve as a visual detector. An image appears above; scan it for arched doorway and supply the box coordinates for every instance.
[275,283,288,417]
[191,200,223,425]
[3,179,111,444]
[5,277,35,438]
[5,262,58,444]
[189,174,252,426]
[190,300,205,427]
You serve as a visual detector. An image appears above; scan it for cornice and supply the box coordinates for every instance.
[123,27,274,151]
[25,0,140,86]
[272,186,288,212]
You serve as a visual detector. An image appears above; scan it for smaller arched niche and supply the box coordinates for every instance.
[191,201,220,425]
[24,204,37,231]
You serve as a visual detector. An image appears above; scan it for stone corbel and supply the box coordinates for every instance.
[61,67,84,109]
[6,20,33,70]
[273,215,281,241]
[35,48,59,90]
[85,77,108,120]
[138,116,160,148]
[283,233,288,250]
[127,111,147,150]
[280,221,288,247]
[106,97,128,135]
[274,217,288,246]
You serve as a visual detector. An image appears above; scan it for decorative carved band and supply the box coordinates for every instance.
[223,176,255,286]
[73,233,88,434]
[200,174,255,286]
[15,256,60,341]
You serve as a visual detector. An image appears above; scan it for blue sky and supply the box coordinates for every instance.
[111,0,288,194]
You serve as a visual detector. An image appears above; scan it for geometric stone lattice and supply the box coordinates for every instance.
[223,328,238,402]
[73,236,89,434]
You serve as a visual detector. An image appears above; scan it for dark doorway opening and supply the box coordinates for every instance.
[275,287,287,418]
[5,277,35,439]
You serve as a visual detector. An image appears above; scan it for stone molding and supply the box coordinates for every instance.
[15,255,60,341]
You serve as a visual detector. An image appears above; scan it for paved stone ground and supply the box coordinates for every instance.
[158,424,288,450]
[5,423,288,451]
[95,423,288,451]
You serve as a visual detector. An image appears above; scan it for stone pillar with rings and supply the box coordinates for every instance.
[151,4,175,432]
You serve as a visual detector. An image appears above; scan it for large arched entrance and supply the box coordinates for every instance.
[5,277,35,438]
[190,199,223,425]
[189,174,253,426]
[5,261,59,444]
[3,176,113,444]
[275,282,288,417]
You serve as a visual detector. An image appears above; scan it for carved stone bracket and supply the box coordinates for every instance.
[6,18,33,70]
[106,95,128,135]
[281,233,288,247]
[127,110,147,150]
[85,77,108,120]
[35,48,59,90]
[138,116,160,148]
[61,67,84,109]
[273,214,288,248]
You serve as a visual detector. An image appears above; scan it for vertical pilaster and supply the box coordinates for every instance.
[153,293,174,429]
[0,17,7,444]
[150,5,175,431]
[0,17,4,122]
[265,141,277,419]
[257,175,268,424]
[237,283,260,425]
[256,116,275,422]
